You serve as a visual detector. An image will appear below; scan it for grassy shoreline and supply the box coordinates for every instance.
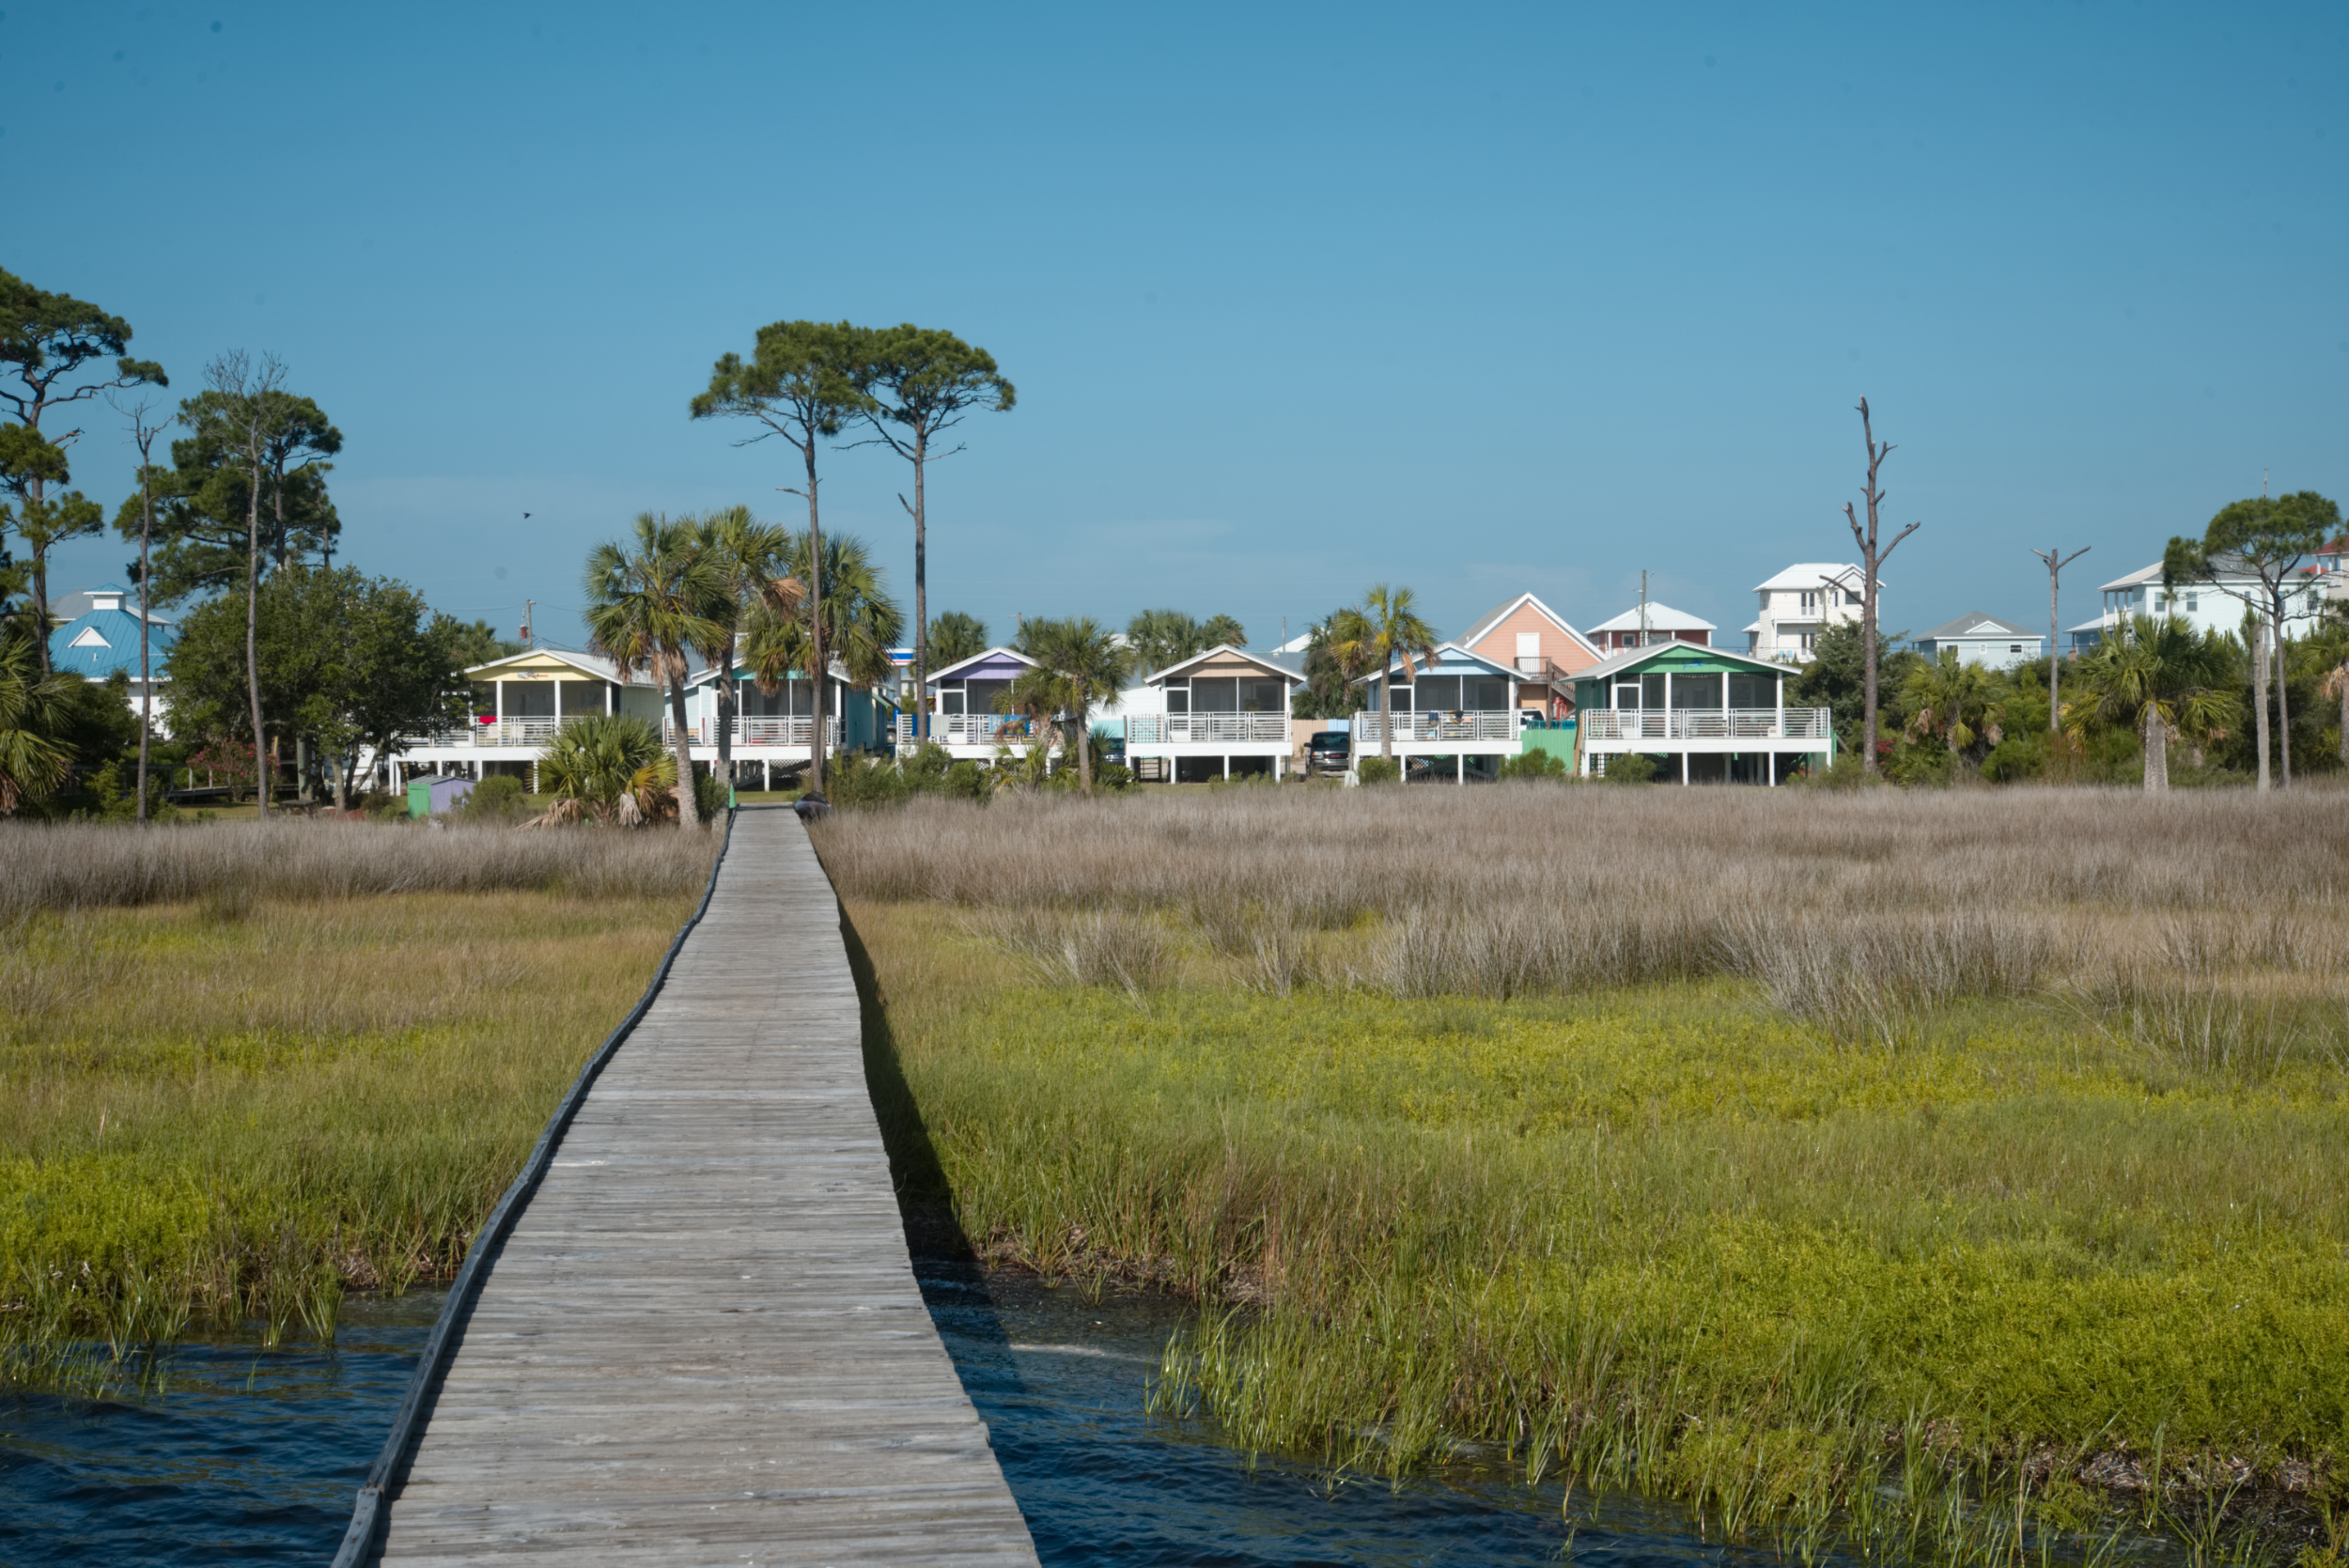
[828,787,2349,1563]
[0,822,714,1384]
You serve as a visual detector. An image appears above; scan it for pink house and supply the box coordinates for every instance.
[1456,593,1602,722]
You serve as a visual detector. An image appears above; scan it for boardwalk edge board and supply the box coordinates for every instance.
[331,809,739,1568]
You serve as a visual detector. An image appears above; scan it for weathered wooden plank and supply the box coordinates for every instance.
[379,810,1035,1565]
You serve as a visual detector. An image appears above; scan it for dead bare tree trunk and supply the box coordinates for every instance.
[1843,398,1921,775]
[122,403,165,825]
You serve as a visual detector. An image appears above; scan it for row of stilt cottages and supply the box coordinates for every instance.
[396,593,1836,789]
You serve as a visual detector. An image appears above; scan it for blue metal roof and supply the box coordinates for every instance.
[47,589,178,682]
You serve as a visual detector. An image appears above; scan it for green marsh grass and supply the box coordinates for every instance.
[0,819,716,1389]
[821,787,2349,1563]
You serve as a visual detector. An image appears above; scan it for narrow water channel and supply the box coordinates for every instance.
[0,1274,1745,1565]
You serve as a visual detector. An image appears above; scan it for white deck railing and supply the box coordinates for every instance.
[1579,707,1834,742]
[664,717,843,748]
[1349,710,1517,743]
[1125,713,1291,746]
[894,713,1050,747]
[430,718,564,747]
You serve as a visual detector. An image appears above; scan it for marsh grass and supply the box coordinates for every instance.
[0,816,716,919]
[0,824,714,1391]
[822,786,2349,1564]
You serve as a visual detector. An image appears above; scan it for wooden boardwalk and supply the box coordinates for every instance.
[378,809,1038,1565]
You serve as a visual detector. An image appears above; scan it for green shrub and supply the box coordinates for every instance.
[1355,756,1401,785]
[827,755,912,811]
[460,774,531,822]
[901,743,956,793]
[1798,753,1867,790]
[1500,748,1571,782]
[944,760,988,801]
[693,768,729,821]
[1882,738,1957,788]
[1979,732,2046,784]
[1097,763,1135,791]
[1600,753,1657,784]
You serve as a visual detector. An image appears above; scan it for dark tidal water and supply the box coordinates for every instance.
[0,1272,1748,1567]
[0,1290,443,1567]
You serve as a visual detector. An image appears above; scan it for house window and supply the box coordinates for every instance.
[1799,591,1819,613]
[2010,644,2022,654]
[1800,631,1816,651]
[2186,592,2199,612]
[1164,684,1190,715]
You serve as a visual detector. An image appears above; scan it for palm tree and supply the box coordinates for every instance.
[2303,613,2349,768]
[1332,586,1438,764]
[740,530,902,784]
[927,611,988,670]
[1901,649,2008,761]
[0,620,74,815]
[537,713,673,825]
[683,505,791,788]
[2063,614,2236,791]
[1009,616,1130,796]
[794,532,904,690]
[1125,609,1203,678]
[583,513,724,828]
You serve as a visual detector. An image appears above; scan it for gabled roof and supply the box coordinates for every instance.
[1918,611,2038,642]
[51,584,172,626]
[1573,640,1795,683]
[1586,600,1716,634]
[1349,642,1519,686]
[1753,563,1869,593]
[463,647,624,681]
[49,593,179,681]
[1458,592,1601,659]
[1147,644,1300,685]
[2099,554,2296,593]
[926,645,1039,684]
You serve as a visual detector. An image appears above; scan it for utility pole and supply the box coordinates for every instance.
[521,599,536,648]
[1639,570,1651,647]
[2031,547,2090,731]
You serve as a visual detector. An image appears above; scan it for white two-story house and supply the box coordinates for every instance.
[2071,555,2344,653]
[1746,564,1867,662]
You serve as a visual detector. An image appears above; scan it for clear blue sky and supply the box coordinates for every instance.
[14,2,2345,651]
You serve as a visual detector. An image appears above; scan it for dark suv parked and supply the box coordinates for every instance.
[1305,731,1351,774]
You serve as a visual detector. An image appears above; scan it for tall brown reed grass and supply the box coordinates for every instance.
[0,818,719,919]
[823,786,2349,1065]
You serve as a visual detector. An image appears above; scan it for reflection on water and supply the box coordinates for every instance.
[0,1291,440,1568]
[923,1265,1745,1568]
[2,1272,1746,1566]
